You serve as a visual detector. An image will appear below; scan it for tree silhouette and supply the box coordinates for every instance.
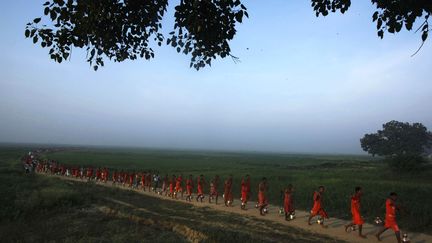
[360,120,432,170]
[25,0,430,70]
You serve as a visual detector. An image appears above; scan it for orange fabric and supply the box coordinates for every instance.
[351,194,364,225]
[384,199,399,232]
[103,169,109,181]
[241,179,250,202]
[175,177,183,192]
[311,191,321,213]
[198,185,204,195]
[310,191,328,218]
[258,191,267,206]
[129,174,134,185]
[169,180,174,193]
[224,180,233,201]
[197,185,203,195]
[284,192,294,213]
[86,169,92,177]
[241,191,248,202]
[186,179,193,195]
[197,178,204,195]
[310,207,328,218]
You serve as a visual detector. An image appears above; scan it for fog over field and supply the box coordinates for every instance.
[1,1,431,154]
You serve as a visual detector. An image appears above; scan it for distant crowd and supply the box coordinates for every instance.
[23,151,410,243]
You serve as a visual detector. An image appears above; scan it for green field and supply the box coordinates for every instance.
[29,145,432,234]
[2,145,432,237]
[0,146,345,242]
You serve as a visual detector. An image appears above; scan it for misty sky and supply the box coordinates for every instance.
[0,1,431,154]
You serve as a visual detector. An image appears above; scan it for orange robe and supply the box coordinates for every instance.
[176,176,183,192]
[86,168,93,178]
[258,191,267,206]
[146,174,152,189]
[197,178,204,195]
[141,174,146,187]
[186,179,193,196]
[241,179,250,203]
[123,173,128,183]
[258,182,268,206]
[169,179,175,193]
[284,192,294,213]
[128,173,134,186]
[224,180,233,202]
[310,191,328,218]
[210,179,218,196]
[351,194,364,225]
[103,169,109,182]
[384,198,399,232]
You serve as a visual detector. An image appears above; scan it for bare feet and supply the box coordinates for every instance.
[358,234,367,239]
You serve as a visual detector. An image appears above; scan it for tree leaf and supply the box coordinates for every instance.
[372,11,378,21]
[235,11,243,23]
[50,11,57,20]
[422,31,428,42]
[377,30,384,39]
[377,18,382,29]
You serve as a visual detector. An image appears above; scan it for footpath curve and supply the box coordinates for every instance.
[43,174,432,243]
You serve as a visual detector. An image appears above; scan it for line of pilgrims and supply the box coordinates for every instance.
[26,152,409,243]
[34,160,278,215]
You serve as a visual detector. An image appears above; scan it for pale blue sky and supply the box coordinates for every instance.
[0,1,431,154]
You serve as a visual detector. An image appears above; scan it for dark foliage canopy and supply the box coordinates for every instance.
[25,0,431,70]
[360,120,432,163]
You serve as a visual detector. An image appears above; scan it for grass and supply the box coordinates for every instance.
[39,146,432,234]
[0,146,345,242]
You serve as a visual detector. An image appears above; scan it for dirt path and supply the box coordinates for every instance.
[45,174,431,243]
